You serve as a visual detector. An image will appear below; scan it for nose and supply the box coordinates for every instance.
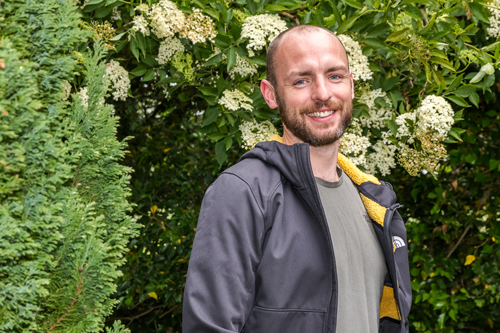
[311,77,331,102]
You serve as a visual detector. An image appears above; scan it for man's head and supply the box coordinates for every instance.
[260,25,354,147]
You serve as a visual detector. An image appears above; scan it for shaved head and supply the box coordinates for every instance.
[266,25,349,91]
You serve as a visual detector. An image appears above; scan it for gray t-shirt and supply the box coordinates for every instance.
[315,167,387,333]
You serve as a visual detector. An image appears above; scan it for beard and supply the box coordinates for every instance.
[276,90,353,147]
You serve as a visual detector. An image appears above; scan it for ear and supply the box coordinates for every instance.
[349,69,355,100]
[260,79,278,109]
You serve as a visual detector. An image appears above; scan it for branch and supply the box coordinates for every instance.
[110,304,165,327]
[446,224,471,259]
[47,281,82,333]
[288,2,319,14]
[419,6,429,26]
[280,12,300,25]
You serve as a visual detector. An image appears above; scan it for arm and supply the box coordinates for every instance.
[182,173,265,333]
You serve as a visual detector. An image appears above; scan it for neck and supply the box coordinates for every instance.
[282,131,340,182]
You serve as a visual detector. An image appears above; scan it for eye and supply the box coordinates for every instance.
[294,79,306,86]
[329,74,341,80]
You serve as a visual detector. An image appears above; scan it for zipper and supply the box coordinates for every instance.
[384,203,403,326]
[296,144,338,333]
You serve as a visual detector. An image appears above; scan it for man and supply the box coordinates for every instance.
[183,25,411,333]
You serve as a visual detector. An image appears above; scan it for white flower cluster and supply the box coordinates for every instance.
[132,1,216,45]
[157,37,184,65]
[218,89,253,111]
[241,14,287,56]
[131,15,150,36]
[337,35,372,81]
[180,8,217,44]
[105,60,130,101]
[339,132,371,167]
[148,0,185,39]
[111,6,121,21]
[487,0,500,39]
[62,80,72,101]
[415,95,454,140]
[357,88,392,129]
[239,120,278,149]
[395,111,416,144]
[77,87,89,109]
[365,140,397,176]
[228,55,258,79]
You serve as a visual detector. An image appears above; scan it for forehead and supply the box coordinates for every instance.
[274,30,349,80]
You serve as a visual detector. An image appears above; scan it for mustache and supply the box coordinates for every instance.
[299,101,344,115]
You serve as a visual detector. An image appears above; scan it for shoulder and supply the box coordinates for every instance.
[207,157,283,212]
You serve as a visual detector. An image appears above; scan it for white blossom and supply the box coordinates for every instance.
[135,4,149,12]
[415,95,454,141]
[239,120,278,149]
[147,0,185,39]
[357,88,392,129]
[241,14,287,56]
[111,6,122,21]
[365,140,397,176]
[337,34,373,81]
[156,37,184,65]
[62,80,72,101]
[105,60,130,101]
[218,89,253,111]
[339,132,371,167]
[395,111,417,144]
[131,15,150,36]
[77,87,89,109]
[180,8,217,44]
[487,0,500,39]
[228,55,258,79]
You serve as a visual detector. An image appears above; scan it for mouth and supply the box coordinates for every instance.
[307,110,336,118]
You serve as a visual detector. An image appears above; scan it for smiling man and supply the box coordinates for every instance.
[183,25,411,333]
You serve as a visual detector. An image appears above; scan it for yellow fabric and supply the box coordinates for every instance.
[269,134,283,143]
[360,193,387,227]
[337,153,380,185]
[379,286,401,320]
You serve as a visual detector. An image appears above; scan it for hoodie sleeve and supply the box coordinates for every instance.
[183,173,265,333]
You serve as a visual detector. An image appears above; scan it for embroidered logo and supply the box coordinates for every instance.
[392,236,406,249]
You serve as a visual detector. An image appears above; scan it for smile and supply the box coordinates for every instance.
[307,110,335,118]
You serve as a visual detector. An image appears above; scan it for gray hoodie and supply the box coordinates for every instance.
[183,140,411,333]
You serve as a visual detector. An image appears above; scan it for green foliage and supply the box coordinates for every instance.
[0,1,139,332]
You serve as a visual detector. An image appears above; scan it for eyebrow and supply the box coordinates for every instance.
[285,66,349,81]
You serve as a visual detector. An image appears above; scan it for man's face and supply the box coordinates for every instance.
[272,31,354,147]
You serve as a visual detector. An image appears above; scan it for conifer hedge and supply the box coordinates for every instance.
[0,0,139,331]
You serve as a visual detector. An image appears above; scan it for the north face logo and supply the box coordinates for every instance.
[393,236,406,249]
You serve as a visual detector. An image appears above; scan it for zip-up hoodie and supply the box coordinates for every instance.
[183,140,411,333]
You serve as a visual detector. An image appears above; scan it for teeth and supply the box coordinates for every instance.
[308,110,334,118]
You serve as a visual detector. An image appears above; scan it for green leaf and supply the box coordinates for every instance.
[445,74,463,94]
[205,7,219,20]
[343,0,364,9]
[130,38,139,61]
[363,38,386,49]
[404,5,423,20]
[382,76,399,91]
[469,1,489,23]
[453,84,477,97]
[215,140,228,167]
[338,15,363,34]
[385,28,409,42]
[418,14,436,35]
[469,92,480,107]
[110,32,126,41]
[449,127,465,141]
[247,0,257,14]
[203,107,220,126]
[446,95,470,107]
[142,69,155,82]
[205,52,223,66]
[197,86,218,96]
[130,65,147,76]
[438,313,446,329]
[384,118,399,136]
[225,136,233,150]
[264,4,289,11]
[431,57,455,71]
[94,5,113,18]
[247,56,267,66]
[227,47,237,71]
[136,33,147,57]
[453,109,464,122]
